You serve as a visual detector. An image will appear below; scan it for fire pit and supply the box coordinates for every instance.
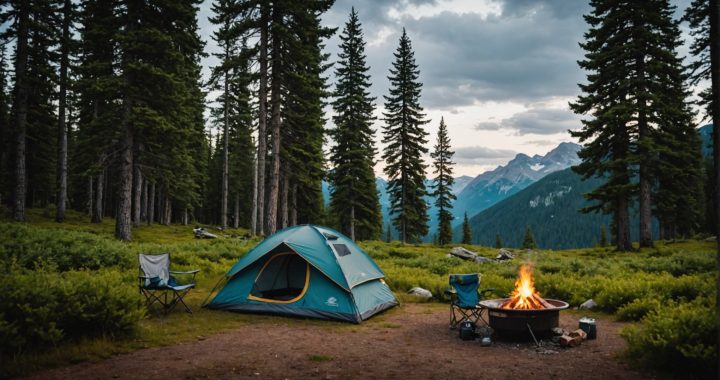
[479,264,569,338]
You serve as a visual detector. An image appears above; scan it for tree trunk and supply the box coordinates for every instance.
[163,196,171,225]
[280,172,288,229]
[634,44,653,248]
[115,98,134,241]
[708,0,720,371]
[220,44,230,230]
[616,195,632,251]
[55,0,71,223]
[92,170,104,223]
[88,176,93,217]
[251,154,258,234]
[266,12,281,236]
[350,205,355,241]
[290,183,297,226]
[133,164,142,226]
[233,192,239,229]
[13,0,29,221]
[183,208,188,225]
[256,5,269,236]
[141,177,148,222]
[148,181,155,225]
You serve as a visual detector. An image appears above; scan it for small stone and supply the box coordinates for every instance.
[496,249,514,260]
[474,255,493,264]
[407,287,433,299]
[551,327,566,336]
[579,299,598,310]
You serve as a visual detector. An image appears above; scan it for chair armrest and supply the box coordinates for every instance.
[170,270,200,275]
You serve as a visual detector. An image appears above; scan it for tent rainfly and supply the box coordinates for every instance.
[206,225,398,323]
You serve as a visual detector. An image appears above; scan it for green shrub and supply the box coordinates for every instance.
[616,298,662,321]
[621,297,717,377]
[0,268,144,354]
[0,223,132,271]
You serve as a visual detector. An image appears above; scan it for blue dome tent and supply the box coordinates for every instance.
[206,225,398,323]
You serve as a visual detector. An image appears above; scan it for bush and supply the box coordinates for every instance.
[621,297,717,377]
[0,268,144,354]
[0,223,132,271]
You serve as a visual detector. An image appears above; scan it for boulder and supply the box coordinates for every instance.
[193,227,218,239]
[407,287,433,299]
[579,299,598,310]
[450,246,479,260]
[704,236,717,242]
[496,249,514,260]
[474,255,493,264]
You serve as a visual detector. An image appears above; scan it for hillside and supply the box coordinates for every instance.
[458,168,611,249]
[451,142,581,227]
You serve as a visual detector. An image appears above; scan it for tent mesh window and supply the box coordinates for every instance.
[250,253,308,301]
[333,244,351,257]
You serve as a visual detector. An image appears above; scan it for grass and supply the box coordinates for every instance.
[0,208,717,378]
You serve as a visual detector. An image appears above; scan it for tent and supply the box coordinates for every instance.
[206,225,398,323]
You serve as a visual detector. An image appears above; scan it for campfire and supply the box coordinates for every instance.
[500,264,552,310]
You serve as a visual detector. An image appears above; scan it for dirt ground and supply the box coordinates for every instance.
[27,303,652,380]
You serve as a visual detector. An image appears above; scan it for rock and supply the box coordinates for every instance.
[450,246,480,260]
[704,236,717,242]
[496,249,514,260]
[474,255,493,264]
[407,287,433,299]
[551,327,566,336]
[193,227,218,239]
[569,329,587,340]
[579,299,598,310]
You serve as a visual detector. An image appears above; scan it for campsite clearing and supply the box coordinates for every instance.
[27,303,648,380]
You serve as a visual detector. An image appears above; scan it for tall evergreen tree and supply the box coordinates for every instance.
[461,212,471,245]
[0,45,9,207]
[208,0,241,229]
[55,0,74,222]
[572,0,691,250]
[430,117,455,246]
[382,29,429,243]
[329,8,380,241]
[495,233,503,249]
[522,225,536,250]
[684,0,720,359]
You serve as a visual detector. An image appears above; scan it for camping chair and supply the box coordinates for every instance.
[445,273,493,329]
[139,253,200,314]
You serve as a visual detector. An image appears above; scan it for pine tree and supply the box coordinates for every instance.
[430,117,455,246]
[0,45,10,206]
[55,0,74,222]
[522,225,536,250]
[382,29,430,243]
[600,225,608,247]
[75,0,120,225]
[385,223,392,242]
[461,212,471,245]
[572,0,691,251]
[209,0,241,229]
[329,8,380,241]
[495,233,503,249]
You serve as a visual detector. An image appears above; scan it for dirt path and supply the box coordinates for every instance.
[28,304,649,380]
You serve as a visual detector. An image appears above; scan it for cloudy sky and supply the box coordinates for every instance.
[199,0,696,177]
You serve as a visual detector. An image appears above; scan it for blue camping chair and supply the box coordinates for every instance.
[139,253,200,314]
[445,273,493,329]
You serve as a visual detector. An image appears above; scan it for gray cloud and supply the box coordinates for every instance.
[474,107,581,135]
[525,139,560,147]
[454,146,517,165]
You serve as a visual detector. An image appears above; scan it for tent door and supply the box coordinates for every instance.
[248,252,310,303]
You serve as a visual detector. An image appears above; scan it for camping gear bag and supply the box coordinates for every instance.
[459,319,476,341]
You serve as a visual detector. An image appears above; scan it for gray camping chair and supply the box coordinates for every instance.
[139,253,200,313]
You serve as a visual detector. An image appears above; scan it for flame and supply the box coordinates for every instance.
[500,264,548,310]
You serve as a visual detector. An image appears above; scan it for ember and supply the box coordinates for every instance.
[500,264,551,310]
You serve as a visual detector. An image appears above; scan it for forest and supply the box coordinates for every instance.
[0,0,716,253]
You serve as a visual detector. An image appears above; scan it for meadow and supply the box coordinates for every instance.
[0,209,716,378]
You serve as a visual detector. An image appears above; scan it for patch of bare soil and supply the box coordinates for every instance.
[27,304,650,380]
